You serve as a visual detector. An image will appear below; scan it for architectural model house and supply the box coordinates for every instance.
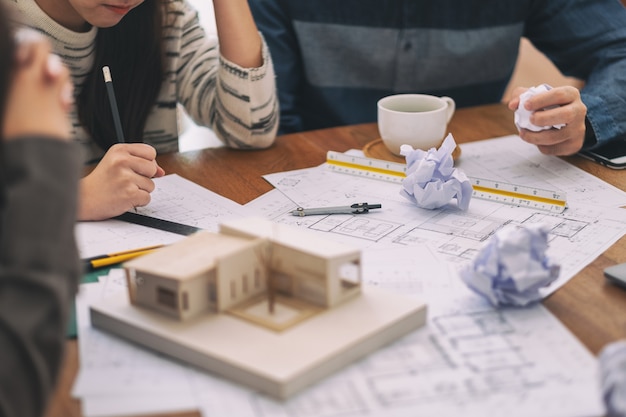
[91,217,427,399]
[124,217,362,330]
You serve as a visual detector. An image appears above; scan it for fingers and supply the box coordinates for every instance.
[511,86,587,156]
[45,54,74,109]
[78,144,163,220]
[107,143,163,178]
[506,86,528,110]
[518,120,586,155]
[13,28,45,66]
[523,86,580,110]
[519,127,586,156]
[528,101,585,132]
[154,165,166,178]
[3,32,73,140]
[79,173,154,221]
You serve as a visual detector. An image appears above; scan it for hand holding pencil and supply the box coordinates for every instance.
[76,66,165,221]
[78,143,165,220]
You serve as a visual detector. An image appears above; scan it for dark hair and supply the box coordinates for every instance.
[77,0,166,150]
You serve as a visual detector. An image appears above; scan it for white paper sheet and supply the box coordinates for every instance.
[74,254,604,417]
[75,174,249,258]
[253,136,626,297]
[72,136,621,416]
[73,276,201,416]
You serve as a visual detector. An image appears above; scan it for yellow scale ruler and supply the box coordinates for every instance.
[326,151,567,213]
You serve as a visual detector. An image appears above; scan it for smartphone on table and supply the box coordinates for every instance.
[579,139,626,169]
[605,263,626,289]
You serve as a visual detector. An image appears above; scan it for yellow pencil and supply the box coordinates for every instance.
[83,244,165,271]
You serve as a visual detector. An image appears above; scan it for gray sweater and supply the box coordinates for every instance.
[0,138,81,417]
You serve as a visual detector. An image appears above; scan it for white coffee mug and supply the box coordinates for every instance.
[377,94,455,156]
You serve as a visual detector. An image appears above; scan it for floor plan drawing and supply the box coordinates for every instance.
[256,140,626,297]
[76,174,250,258]
[395,208,509,243]
[307,215,403,242]
[133,174,248,229]
[73,230,608,417]
[73,137,626,417]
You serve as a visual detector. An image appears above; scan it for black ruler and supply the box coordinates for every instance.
[114,212,201,236]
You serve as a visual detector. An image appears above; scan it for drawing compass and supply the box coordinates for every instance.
[291,202,382,217]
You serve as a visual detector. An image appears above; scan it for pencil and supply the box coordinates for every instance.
[83,244,165,271]
[102,66,126,143]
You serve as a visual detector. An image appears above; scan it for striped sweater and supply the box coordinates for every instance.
[9,0,279,163]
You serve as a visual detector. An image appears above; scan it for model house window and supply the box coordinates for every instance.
[230,281,237,299]
[254,268,261,289]
[182,292,189,310]
[157,287,177,309]
[339,260,361,289]
[208,281,216,303]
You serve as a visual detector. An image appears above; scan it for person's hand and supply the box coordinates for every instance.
[79,143,166,221]
[507,86,587,156]
[3,29,73,141]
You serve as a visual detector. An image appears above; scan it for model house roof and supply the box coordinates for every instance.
[124,231,261,280]
[220,217,359,259]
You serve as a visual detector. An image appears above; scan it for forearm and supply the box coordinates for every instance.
[213,0,263,68]
[176,1,278,148]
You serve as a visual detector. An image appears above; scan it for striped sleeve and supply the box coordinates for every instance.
[173,0,279,149]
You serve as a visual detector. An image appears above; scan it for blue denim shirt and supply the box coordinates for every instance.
[250,0,626,148]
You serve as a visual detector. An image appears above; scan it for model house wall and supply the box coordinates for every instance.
[125,231,267,320]
[124,218,363,327]
[220,218,362,308]
[213,241,268,313]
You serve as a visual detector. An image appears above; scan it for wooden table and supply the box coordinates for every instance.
[46,104,626,417]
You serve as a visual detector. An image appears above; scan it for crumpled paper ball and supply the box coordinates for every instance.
[515,84,566,132]
[599,340,626,417]
[460,223,560,307]
[399,133,472,210]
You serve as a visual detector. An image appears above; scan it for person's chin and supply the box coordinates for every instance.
[91,15,125,28]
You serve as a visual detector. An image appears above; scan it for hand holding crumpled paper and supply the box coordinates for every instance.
[515,84,566,132]
[599,340,626,417]
[399,134,472,210]
[460,223,560,307]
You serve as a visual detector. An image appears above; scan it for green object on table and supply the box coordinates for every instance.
[66,266,115,338]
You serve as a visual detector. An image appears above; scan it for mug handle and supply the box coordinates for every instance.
[441,96,455,123]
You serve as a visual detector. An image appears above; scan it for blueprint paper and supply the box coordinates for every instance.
[515,84,566,132]
[75,174,249,258]
[457,135,626,208]
[73,277,201,416]
[74,253,604,417]
[73,136,625,416]
[258,138,626,297]
[461,223,560,306]
[400,134,472,210]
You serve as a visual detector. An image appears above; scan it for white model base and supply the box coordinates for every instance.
[90,286,427,400]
